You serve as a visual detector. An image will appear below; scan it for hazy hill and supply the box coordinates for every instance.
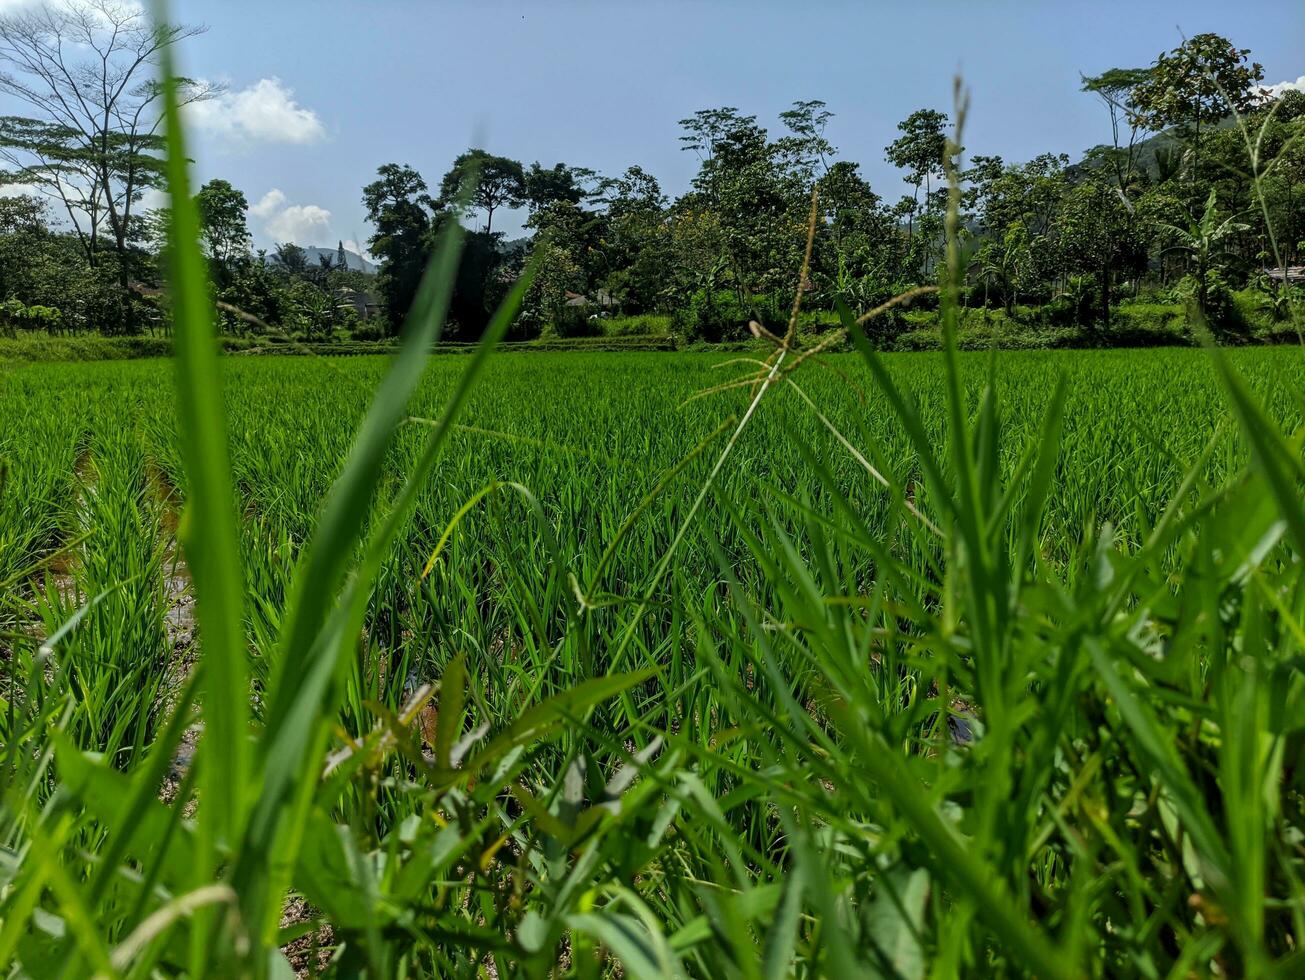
[293,245,377,274]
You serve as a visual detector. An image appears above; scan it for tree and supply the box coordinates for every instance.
[272,242,309,275]
[1158,189,1250,319]
[885,109,949,225]
[438,149,524,236]
[363,163,436,332]
[969,153,1069,239]
[677,107,755,173]
[0,191,47,235]
[1081,67,1152,195]
[819,162,882,250]
[336,239,349,271]
[523,161,595,212]
[1129,34,1264,196]
[284,278,334,339]
[0,0,213,328]
[1058,176,1149,325]
[973,221,1032,313]
[597,165,665,217]
[194,179,250,283]
[681,108,809,305]
[776,99,835,182]
[589,165,671,310]
[520,237,582,334]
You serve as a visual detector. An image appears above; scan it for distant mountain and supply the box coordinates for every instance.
[296,245,377,274]
[1070,128,1187,184]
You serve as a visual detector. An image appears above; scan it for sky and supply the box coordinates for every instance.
[3,0,1304,255]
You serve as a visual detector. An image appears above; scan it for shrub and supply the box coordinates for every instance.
[1175,270,1246,335]
[542,305,604,339]
[601,313,672,336]
[671,289,750,342]
[349,318,391,342]
[1112,300,1187,336]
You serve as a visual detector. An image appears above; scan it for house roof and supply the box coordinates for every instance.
[1264,266,1305,284]
[563,289,616,307]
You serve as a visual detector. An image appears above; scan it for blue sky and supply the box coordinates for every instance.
[9,1,1305,253]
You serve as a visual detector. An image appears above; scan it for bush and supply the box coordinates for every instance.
[1174,271,1247,335]
[672,289,750,342]
[543,305,604,339]
[349,318,391,342]
[1113,300,1187,337]
[0,334,174,361]
[601,313,672,337]
[0,298,66,336]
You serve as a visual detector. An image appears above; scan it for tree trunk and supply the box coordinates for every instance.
[1100,263,1111,328]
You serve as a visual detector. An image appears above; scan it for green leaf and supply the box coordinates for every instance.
[866,868,929,980]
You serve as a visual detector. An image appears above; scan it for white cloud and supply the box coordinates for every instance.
[0,182,41,198]
[263,202,332,245]
[249,188,287,218]
[137,186,169,212]
[1264,75,1305,100]
[188,77,326,146]
[0,1,146,23]
[249,187,333,245]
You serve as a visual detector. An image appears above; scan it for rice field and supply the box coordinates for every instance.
[4,347,1301,591]
[3,343,1305,976]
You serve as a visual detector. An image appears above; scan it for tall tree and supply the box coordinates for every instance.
[438,149,525,236]
[0,0,212,327]
[272,242,309,275]
[681,108,810,303]
[886,109,953,276]
[885,109,949,212]
[777,99,835,182]
[523,161,595,212]
[1157,189,1250,318]
[194,179,251,283]
[1081,67,1152,196]
[363,162,436,332]
[677,107,755,173]
[1058,176,1149,325]
[1128,34,1265,193]
[819,160,880,247]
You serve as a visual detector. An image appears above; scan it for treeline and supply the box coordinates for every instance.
[358,33,1302,343]
[0,8,1302,344]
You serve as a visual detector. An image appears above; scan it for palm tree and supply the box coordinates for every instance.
[1159,190,1249,318]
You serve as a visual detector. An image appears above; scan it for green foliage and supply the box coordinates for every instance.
[542,305,602,339]
[194,179,252,282]
[601,313,672,336]
[1174,269,1245,333]
[6,338,1305,975]
[885,108,950,194]
[1128,33,1265,140]
[671,287,749,342]
[439,148,526,235]
[363,163,437,333]
[0,334,177,361]
[1159,190,1253,325]
[0,298,62,336]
